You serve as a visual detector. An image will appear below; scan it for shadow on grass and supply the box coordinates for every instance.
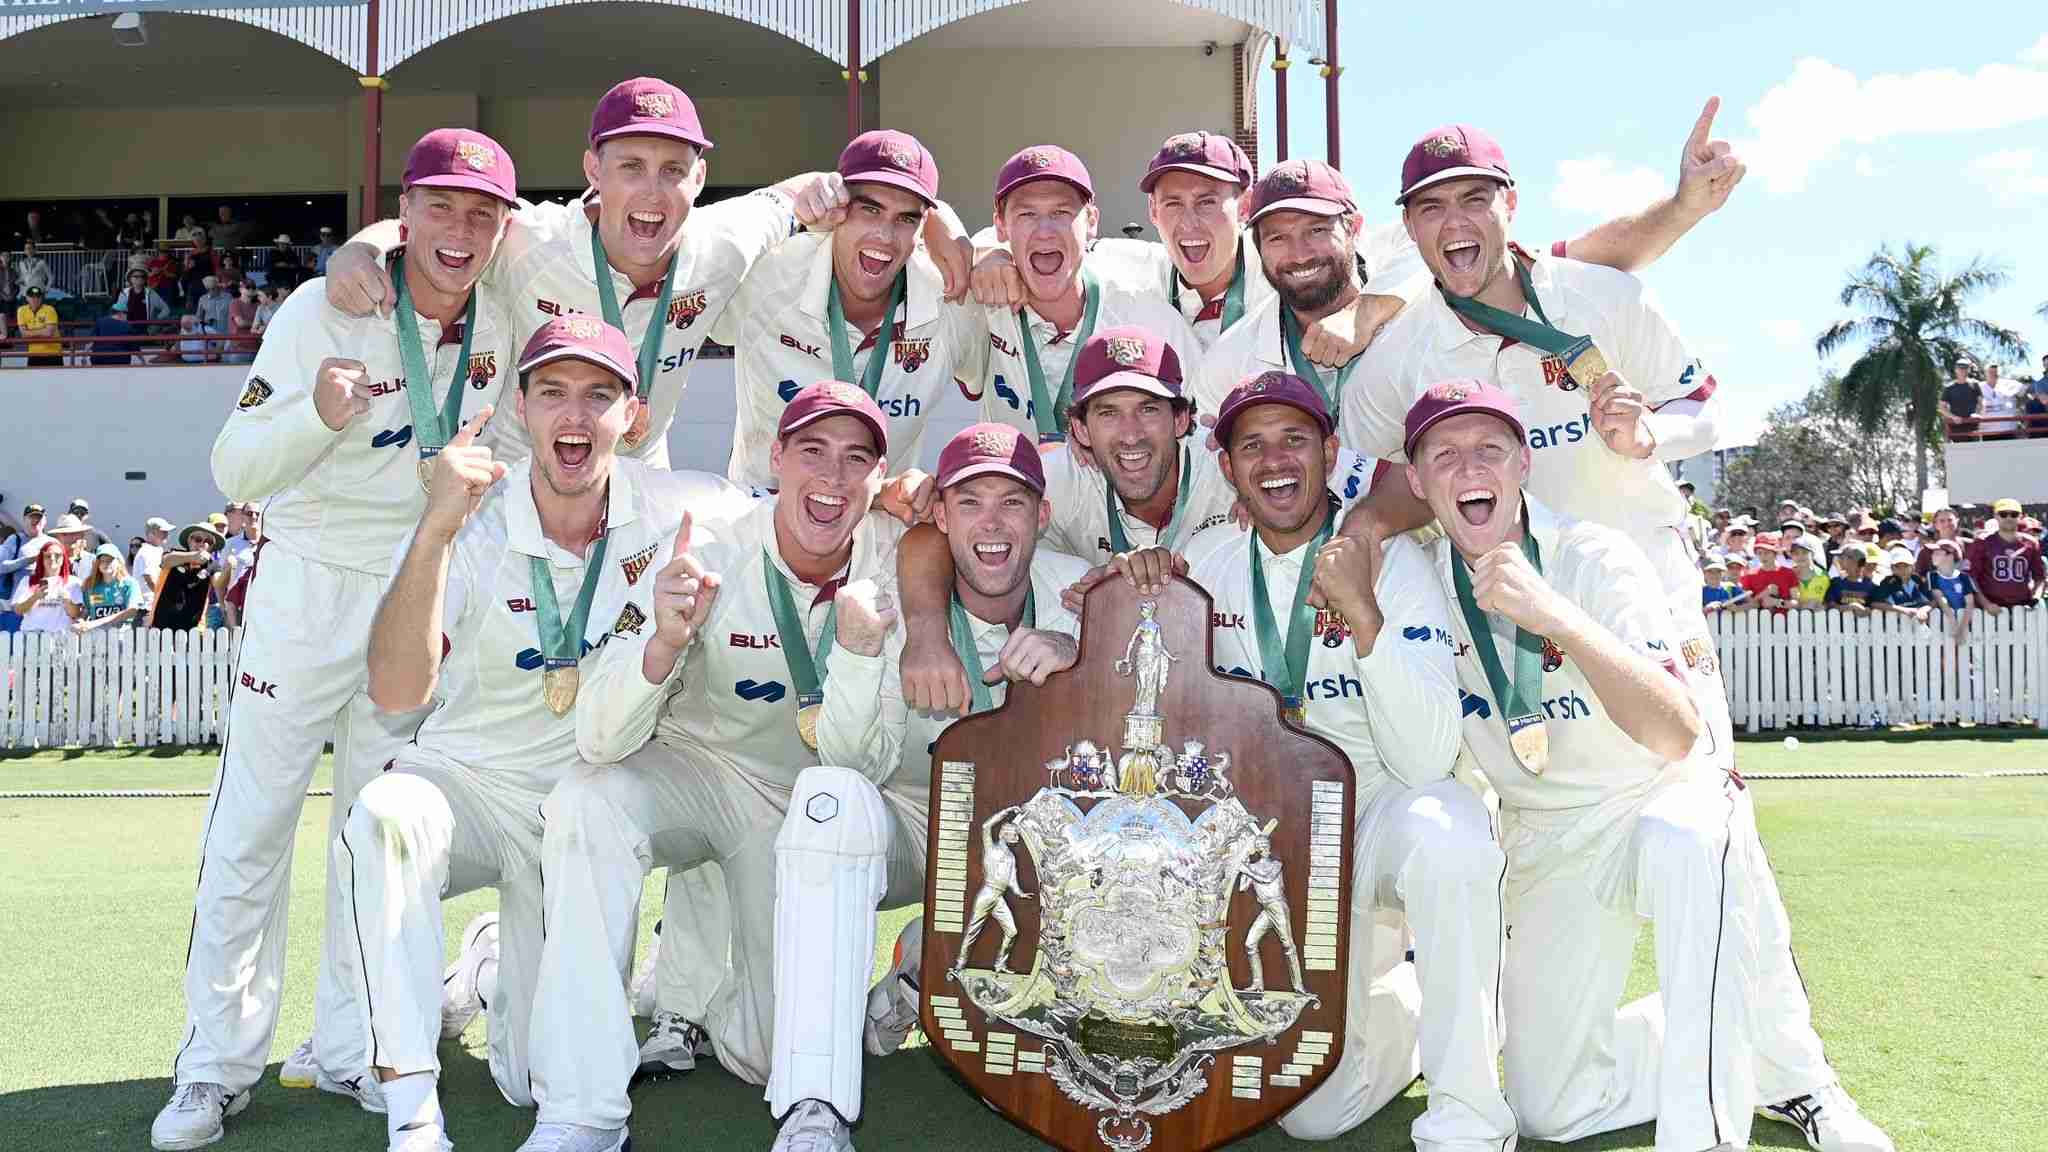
[0,744,225,762]
[1735,725,2047,746]
[0,1041,1812,1152]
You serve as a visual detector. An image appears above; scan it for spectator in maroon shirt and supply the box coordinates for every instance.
[225,281,259,363]
[1966,499,2046,611]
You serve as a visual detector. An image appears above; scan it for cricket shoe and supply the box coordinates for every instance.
[1759,1082,1896,1152]
[772,1099,853,1152]
[633,1010,709,1081]
[391,1124,454,1152]
[150,1081,250,1151]
[864,918,923,1056]
[515,1122,629,1152]
[441,910,499,1039]
[279,1037,387,1113]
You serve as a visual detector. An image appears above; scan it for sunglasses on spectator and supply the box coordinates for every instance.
[1998,511,2020,519]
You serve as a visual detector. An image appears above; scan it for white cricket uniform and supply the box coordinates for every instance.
[1428,497,1834,1152]
[957,276,1205,435]
[335,458,740,1101]
[183,282,514,1095]
[1182,517,1514,1147]
[712,233,990,489]
[1337,251,1731,771]
[473,190,798,468]
[528,500,909,1129]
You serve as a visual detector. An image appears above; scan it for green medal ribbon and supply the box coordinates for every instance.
[1248,496,1338,712]
[528,534,612,672]
[1104,445,1196,555]
[946,588,1038,715]
[763,555,838,709]
[589,228,678,401]
[1449,528,1549,756]
[1016,270,1101,442]
[1280,307,1361,413]
[1441,257,1609,386]
[826,269,906,399]
[1177,246,1247,331]
[392,252,478,466]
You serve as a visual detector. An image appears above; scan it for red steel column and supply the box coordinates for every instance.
[846,0,862,142]
[1273,42,1289,163]
[359,0,383,228]
[1322,1,1340,166]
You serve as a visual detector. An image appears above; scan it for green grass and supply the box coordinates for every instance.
[1,739,2043,1150]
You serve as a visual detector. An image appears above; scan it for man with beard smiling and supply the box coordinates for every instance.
[809,423,1089,1083]
[1175,372,1513,1150]
[716,129,989,490]
[522,383,907,1152]
[342,316,743,1152]
[1404,381,1893,1152]
[154,129,520,1152]
[326,78,937,469]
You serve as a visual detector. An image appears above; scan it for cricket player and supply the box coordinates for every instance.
[1172,371,1513,1147]
[820,422,1090,1064]
[715,129,991,489]
[324,77,935,467]
[521,383,907,1152]
[153,129,521,1152]
[1402,380,1893,1152]
[1335,124,1733,773]
[340,316,744,1151]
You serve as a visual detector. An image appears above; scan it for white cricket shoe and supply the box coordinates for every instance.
[150,1081,250,1151]
[278,1037,387,1112]
[864,918,923,1056]
[634,1010,707,1080]
[441,910,499,1039]
[772,1099,853,1152]
[1759,1082,1896,1152]
[515,1122,629,1152]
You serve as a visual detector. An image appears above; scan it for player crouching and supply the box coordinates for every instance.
[339,316,740,1152]
[1403,380,1894,1152]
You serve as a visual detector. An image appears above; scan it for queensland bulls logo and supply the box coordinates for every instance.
[1106,335,1147,366]
[1315,608,1352,648]
[634,91,675,119]
[1541,636,1565,672]
[1165,132,1205,158]
[1422,133,1463,159]
[893,338,931,372]
[619,541,659,586]
[454,139,496,172]
[1680,636,1718,678]
[1540,356,1581,392]
[668,290,708,330]
[467,352,498,388]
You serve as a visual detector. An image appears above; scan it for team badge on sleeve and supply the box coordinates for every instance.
[619,541,659,586]
[237,376,274,410]
[893,338,931,372]
[612,602,648,637]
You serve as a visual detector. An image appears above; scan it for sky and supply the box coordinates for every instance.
[1258,2,2048,448]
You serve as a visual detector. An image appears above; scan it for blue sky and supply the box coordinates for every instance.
[1258,3,2048,446]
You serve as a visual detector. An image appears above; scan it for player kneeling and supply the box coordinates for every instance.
[1404,380,1894,1152]
[339,316,741,1152]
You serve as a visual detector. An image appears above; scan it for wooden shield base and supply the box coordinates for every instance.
[921,576,1356,1152]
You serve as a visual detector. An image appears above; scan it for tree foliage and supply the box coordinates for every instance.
[1719,381,1937,516]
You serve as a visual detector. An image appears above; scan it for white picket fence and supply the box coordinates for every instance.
[1,628,241,749]
[1711,608,2048,731]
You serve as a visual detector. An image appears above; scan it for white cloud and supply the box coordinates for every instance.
[1737,55,2048,194]
[2024,34,2048,64]
[1763,318,1807,348]
[1970,147,2048,200]
[1550,154,1672,219]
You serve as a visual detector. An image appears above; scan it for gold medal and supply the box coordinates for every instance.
[542,665,579,716]
[1562,338,1612,390]
[795,702,822,751]
[1507,716,1549,776]
[1282,704,1307,728]
[417,458,435,494]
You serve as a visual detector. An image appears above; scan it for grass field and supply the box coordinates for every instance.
[2,736,2043,1151]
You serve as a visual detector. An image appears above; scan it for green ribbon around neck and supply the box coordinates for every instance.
[1104,445,1195,555]
[1017,270,1101,442]
[763,555,837,706]
[392,252,477,463]
[1248,496,1338,710]
[529,533,611,671]
[1449,527,1548,741]
[947,588,1038,715]
[1280,306,1361,413]
[589,228,678,401]
[1440,256,1605,377]
[1179,246,1247,331]
[826,269,906,399]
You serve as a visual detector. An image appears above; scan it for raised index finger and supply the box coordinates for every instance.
[447,404,494,448]
[1686,96,1721,160]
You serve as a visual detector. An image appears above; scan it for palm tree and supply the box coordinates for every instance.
[1816,244,2028,494]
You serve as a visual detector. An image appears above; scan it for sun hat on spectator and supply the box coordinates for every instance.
[1992,498,2022,515]
[1726,553,1750,571]
[180,524,225,551]
[1790,534,1825,557]
[274,234,291,245]
[145,516,174,533]
[1753,532,1781,554]
[48,514,91,539]
[69,498,90,514]
[24,503,45,518]
[1728,515,1757,529]
[1821,512,1848,526]
[92,543,121,562]
[1779,518,1804,533]
[24,285,44,299]
[1702,553,1727,571]
[1876,517,1902,535]
[1885,547,1914,567]
[207,513,229,531]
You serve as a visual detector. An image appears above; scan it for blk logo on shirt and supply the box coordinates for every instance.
[238,671,279,698]
[729,633,781,650]
[779,333,823,359]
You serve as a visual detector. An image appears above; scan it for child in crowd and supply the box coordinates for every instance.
[1701,553,1750,613]
[1825,545,1882,614]
[1788,534,1832,609]
[1874,547,1932,623]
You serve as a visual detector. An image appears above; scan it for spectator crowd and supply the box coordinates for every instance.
[0,495,265,636]
[1940,355,2048,440]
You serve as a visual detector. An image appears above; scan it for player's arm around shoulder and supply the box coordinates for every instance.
[210,286,353,501]
[1349,531,1462,788]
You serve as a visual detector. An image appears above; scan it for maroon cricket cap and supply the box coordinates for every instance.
[1396,124,1513,205]
[1216,371,1332,446]
[1402,378,1526,458]
[1246,159,1357,225]
[1071,325,1185,408]
[403,128,518,205]
[936,423,1046,495]
[589,77,713,152]
[517,314,638,390]
[994,145,1094,206]
[1139,131,1253,193]
[838,129,939,206]
[777,381,889,456]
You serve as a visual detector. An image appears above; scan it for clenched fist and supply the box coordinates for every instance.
[313,357,374,431]
[1588,371,1656,460]
[833,578,899,658]
[1310,530,1384,652]
[1467,541,1566,637]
